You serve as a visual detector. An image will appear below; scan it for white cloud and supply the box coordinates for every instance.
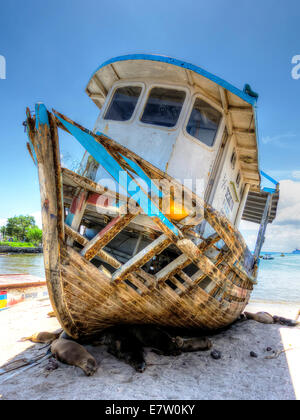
[240,179,300,252]
[31,211,42,228]
[292,171,300,180]
[262,132,296,146]
[0,218,7,227]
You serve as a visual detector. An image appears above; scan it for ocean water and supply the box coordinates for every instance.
[0,253,299,304]
[252,254,300,304]
[0,254,45,278]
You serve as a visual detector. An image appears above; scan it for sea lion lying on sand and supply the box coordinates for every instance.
[20,329,63,344]
[93,325,212,372]
[104,329,146,373]
[244,312,299,327]
[51,338,98,376]
[177,336,213,352]
[126,325,182,356]
[273,315,299,327]
[244,312,274,324]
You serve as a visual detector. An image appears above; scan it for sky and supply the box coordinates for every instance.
[0,0,299,251]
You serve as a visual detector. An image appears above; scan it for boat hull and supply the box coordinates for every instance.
[25,105,257,339]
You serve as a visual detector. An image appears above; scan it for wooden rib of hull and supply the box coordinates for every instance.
[26,106,256,339]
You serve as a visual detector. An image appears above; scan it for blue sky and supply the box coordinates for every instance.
[0,0,299,251]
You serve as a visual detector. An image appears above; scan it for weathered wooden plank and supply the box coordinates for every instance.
[176,239,249,298]
[32,104,79,338]
[112,234,171,282]
[65,157,99,246]
[62,167,128,203]
[49,113,64,242]
[64,224,121,269]
[81,210,140,261]
[156,233,220,283]
[254,192,272,259]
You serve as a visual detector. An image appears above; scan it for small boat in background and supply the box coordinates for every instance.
[262,255,275,260]
[0,274,47,311]
[292,249,300,255]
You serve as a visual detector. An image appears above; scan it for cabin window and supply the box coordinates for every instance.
[141,87,186,128]
[104,86,142,122]
[186,98,222,146]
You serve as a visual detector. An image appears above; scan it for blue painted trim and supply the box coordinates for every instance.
[262,187,277,194]
[260,170,279,187]
[35,103,50,130]
[0,295,7,301]
[120,154,163,199]
[88,54,257,106]
[55,114,180,236]
[65,213,75,226]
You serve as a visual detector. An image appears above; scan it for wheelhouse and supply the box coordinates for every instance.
[86,54,277,229]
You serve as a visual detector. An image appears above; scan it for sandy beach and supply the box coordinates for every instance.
[0,298,299,401]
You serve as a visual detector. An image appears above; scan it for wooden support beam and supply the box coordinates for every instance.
[156,233,220,283]
[93,74,108,97]
[170,276,186,293]
[81,210,140,261]
[229,107,253,115]
[65,158,99,246]
[64,224,121,269]
[62,167,128,203]
[31,104,79,338]
[234,129,255,136]
[49,113,65,242]
[254,193,272,259]
[178,270,194,287]
[237,146,257,154]
[112,234,171,282]
[176,239,239,292]
[219,87,233,136]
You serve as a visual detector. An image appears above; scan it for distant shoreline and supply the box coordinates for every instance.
[0,246,43,254]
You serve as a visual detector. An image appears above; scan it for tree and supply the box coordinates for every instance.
[0,226,6,240]
[26,227,43,245]
[5,215,36,241]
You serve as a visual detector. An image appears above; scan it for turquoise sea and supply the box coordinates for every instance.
[252,253,300,304]
[0,253,299,304]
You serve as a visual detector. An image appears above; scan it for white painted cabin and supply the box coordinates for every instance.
[86,55,279,230]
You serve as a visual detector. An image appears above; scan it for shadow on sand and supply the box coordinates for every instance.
[0,319,298,400]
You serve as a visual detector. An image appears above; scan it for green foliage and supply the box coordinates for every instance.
[1,215,42,246]
[5,215,37,242]
[26,227,43,245]
[0,241,35,248]
[0,226,6,240]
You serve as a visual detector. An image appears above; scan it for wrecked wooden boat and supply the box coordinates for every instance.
[25,54,280,339]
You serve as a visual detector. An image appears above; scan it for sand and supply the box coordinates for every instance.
[0,298,299,400]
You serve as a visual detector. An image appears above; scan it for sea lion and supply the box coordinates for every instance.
[20,329,63,344]
[51,338,98,376]
[106,332,146,373]
[127,325,182,356]
[176,336,212,352]
[273,315,299,327]
[244,312,274,324]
